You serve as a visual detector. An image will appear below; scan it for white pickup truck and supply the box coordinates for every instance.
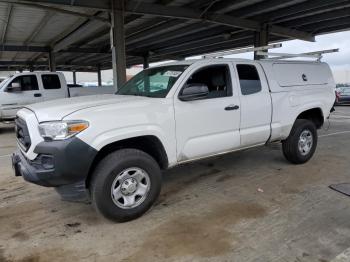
[12,59,335,222]
[0,72,114,122]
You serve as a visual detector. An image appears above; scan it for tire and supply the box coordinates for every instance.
[90,148,162,222]
[282,119,318,164]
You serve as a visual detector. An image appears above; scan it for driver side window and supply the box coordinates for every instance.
[184,65,232,99]
[10,75,39,91]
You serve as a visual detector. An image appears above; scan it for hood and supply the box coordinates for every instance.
[26,94,145,122]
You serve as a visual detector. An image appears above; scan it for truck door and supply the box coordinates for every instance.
[174,63,241,161]
[0,74,42,119]
[40,73,67,101]
[233,62,272,147]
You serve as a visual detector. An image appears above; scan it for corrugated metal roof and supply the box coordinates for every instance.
[33,13,82,44]
[0,0,349,71]
[6,5,47,43]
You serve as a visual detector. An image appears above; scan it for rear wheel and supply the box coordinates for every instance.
[282,119,317,164]
[90,149,162,222]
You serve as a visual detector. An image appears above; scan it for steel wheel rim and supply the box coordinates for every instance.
[111,167,151,209]
[298,129,313,156]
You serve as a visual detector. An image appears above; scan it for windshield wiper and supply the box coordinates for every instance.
[129,93,152,97]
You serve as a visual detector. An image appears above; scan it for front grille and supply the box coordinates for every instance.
[15,117,31,152]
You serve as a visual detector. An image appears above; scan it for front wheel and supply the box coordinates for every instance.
[90,149,162,222]
[282,119,318,164]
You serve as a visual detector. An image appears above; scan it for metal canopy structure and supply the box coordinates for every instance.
[0,0,350,85]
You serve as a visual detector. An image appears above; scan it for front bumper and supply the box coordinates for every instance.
[12,137,97,200]
[12,150,55,186]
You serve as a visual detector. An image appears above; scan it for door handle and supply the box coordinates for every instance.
[34,93,42,97]
[224,105,239,111]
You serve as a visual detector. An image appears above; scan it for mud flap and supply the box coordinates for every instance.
[55,181,90,203]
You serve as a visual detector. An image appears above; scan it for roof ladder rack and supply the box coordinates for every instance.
[257,48,339,61]
[202,43,282,59]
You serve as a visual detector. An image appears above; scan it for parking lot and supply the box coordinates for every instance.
[0,106,349,262]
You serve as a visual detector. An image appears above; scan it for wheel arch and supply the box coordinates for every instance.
[295,107,324,129]
[85,135,169,188]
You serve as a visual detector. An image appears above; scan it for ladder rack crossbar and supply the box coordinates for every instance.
[202,43,282,58]
[258,48,339,61]
[200,42,338,62]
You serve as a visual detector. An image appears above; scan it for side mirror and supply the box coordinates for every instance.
[6,82,21,93]
[179,84,209,101]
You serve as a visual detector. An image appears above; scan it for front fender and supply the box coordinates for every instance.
[77,124,178,167]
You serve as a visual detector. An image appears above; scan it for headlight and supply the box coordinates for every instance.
[38,120,89,141]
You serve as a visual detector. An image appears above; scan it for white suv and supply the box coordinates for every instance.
[12,58,336,222]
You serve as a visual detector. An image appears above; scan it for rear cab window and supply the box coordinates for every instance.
[42,74,61,90]
[236,64,262,95]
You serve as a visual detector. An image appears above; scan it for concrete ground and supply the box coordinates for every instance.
[1,107,350,262]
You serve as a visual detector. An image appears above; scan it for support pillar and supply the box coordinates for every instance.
[254,24,269,60]
[143,54,149,69]
[49,50,56,72]
[97,65,102,86]
[110,0,126,91]
[73,71,77,85]
[143,54,150,91]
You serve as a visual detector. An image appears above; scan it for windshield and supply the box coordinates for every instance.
[117,65,188,98]
[0,77,11,90]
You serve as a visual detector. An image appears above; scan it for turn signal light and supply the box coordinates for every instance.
[68,122,89,134]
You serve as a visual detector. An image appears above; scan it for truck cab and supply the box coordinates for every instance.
[0,72,68,121]
[0,72,116,122]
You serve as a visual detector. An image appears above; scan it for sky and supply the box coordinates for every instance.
[187,30,350,84]
[221,30,350,83]
[219,30,349,66]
